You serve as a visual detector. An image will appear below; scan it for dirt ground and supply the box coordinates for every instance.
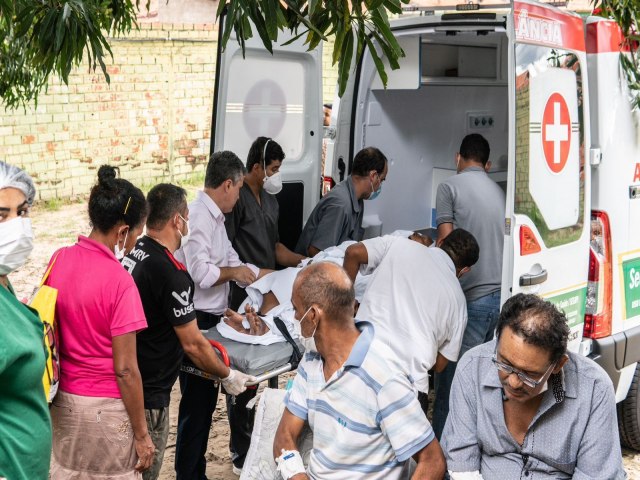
[9,198,640,479]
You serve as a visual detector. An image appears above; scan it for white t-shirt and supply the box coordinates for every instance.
[355,236,467,392]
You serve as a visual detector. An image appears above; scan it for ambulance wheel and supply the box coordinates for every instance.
[618,363,640,451]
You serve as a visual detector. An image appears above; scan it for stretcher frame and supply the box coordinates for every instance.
[179,329,299,388]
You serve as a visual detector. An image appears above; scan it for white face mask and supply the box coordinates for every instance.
[0,217,34,275]
[262,138,283,195]
[178,214,190,248]
[114,230,129,260]
[263,171,283,195]
[298,306,317,353]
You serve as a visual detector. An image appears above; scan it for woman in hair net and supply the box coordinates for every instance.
[0,161,52,480]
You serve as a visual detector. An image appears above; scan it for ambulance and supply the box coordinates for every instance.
[210,0,640,449]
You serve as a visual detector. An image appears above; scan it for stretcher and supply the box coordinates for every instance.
[180,327,303,388]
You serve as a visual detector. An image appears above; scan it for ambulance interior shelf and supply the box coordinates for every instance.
[180,328,303,387]
[371,31,507,91]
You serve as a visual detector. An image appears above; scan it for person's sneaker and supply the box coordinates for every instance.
[232,465,242,476]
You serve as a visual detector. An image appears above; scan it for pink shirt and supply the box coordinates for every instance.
[46,236,147,398]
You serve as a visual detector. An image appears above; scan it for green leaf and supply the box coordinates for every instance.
[221,0,237,50]
[383,0,403,15]
[54,9,66,54]
[250,3,273,53]
[366,0,385,9]
[333,27,346,65]
[260,0,279,41]
[281,28,309,46]
[364,34,387,87]
[371,8,403,58]
[337,28,354,97]
[216,0,227,19]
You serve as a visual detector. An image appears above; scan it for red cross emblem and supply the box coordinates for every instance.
[542,92,571,174]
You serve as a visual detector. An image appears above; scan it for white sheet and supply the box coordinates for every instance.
[216,233,413,345]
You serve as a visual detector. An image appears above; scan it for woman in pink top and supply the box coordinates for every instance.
[48,165,155,479]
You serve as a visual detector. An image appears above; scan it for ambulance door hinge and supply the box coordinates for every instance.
[589,148,602,166]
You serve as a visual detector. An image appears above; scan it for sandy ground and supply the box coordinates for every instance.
[9,198,640,479]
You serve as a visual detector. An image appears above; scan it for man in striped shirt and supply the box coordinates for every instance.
[273,262,445,480]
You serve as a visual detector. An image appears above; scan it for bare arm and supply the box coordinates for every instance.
[411,438,446,480]
[215,266,256,286]
[343,242,369,283]
[258,268,274,280]
[174,320,230,378]
[275,242,306,267]
[273,409,309,480]
[436,223,454,246]
[307,245,321,258]
[433,353,449,373]
[113,333,155,472]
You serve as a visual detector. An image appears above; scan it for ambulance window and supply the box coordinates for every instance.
[222,54,306,162]
[514,44,584,247]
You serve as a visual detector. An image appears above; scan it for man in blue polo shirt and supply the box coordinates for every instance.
[273,262,445,480]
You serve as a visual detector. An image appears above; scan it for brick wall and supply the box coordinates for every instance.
[0,24,219,200]
[0,23,339,201]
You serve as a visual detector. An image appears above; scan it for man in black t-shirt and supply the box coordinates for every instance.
[123,184,254,480]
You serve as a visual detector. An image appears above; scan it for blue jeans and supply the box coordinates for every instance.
[432,290,500,439]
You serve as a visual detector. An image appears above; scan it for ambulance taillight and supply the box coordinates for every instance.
[584,211,613,338]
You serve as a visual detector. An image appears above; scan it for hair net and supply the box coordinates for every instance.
[0,161,36,205]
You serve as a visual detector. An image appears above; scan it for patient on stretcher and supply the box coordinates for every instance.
[217,230,432,345]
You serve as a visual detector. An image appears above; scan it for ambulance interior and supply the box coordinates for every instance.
[351,28,509,236]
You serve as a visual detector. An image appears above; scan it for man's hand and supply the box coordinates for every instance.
[245,304,270,336]
[133,433,155,472]
[233,266,257,285]
[222,307,270,336]
[221,368,256,395]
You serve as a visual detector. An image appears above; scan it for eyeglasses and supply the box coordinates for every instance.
[492,353,556,389]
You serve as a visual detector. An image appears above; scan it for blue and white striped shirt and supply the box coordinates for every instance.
[284,321,434,479]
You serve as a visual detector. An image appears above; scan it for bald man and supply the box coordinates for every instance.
[273,263,445,480]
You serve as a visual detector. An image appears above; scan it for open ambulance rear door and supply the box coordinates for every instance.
[211,16,323,250]
[504,0,591,353]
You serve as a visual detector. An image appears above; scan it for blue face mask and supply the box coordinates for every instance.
[368,175,382,201]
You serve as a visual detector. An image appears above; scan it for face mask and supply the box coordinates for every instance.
[298,306,317,352]
[262,138,283,195]
[114,229,129,260]
[178,214,190,248]
[263,171,283,195]
[368,174,382,201]
[0,217,34,275]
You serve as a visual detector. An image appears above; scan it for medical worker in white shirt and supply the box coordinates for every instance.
[343,228,479,404]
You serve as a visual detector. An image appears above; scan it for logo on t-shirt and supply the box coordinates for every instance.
[121,257,136,273]
[172,287,194,318]
[172,287,191,306]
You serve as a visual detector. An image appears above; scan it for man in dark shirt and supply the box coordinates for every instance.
[123,183,253,480]
[224,137,305,473]
[226,137,305,308]
[295,146,389,257]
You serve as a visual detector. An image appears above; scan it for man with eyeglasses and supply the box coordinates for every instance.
[441,293,625,480]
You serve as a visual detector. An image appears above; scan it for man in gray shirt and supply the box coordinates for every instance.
[295,147,388,257]
[442,293,626,480]
[433,133,506,438]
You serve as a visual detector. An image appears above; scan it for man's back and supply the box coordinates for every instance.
[284,322,433,480]
[355,236,467,392]
[295,177,363,256]
[125,236,196,409]
[436,167,505,301]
